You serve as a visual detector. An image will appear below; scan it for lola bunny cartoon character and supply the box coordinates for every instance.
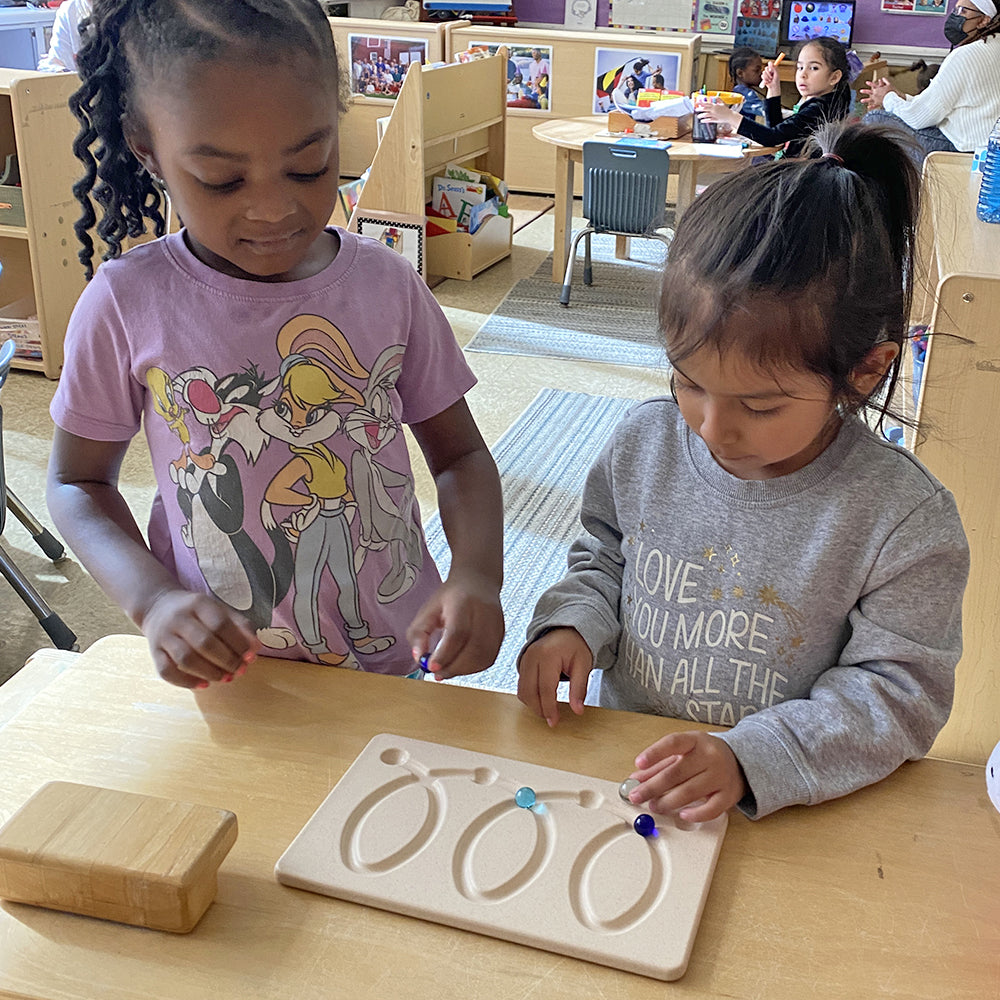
[258,315,391,667]
[343,344,423,603]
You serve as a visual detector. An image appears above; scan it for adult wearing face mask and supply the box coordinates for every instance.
[862,1,1000,161]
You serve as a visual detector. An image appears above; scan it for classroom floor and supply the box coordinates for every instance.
[0,195,671,682]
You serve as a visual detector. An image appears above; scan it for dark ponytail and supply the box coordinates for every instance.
[69,0,341,280]
[658,120,921,430]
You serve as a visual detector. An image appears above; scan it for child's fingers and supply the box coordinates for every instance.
[634,731,698,769]
[515,658,559,724]
[536,664,563,726]
[677,793,730,824]
[567,667,589,716]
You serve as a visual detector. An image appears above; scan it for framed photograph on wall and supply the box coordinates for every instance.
[593,48,683,113]
[355,211,425,277]
[469,41,553,112]
[881,0,945,11]
[348,35,427,101]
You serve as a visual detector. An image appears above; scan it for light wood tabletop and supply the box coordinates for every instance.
[0,634,996,999]
[531,116,771,283]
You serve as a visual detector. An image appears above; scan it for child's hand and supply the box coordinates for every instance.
[627,731,746,822]
[761,63,781,95]
[141,588,259,688]
[517,627,593,727]
[406,568,503,680]
[860,77,895,110]
[698,102,741,131]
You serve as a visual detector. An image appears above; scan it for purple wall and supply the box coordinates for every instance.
[520,0,950,49]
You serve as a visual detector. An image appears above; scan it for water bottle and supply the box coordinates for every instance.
[976,116,1000,224]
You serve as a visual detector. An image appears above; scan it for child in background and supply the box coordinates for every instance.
[702,38,853,158]
[47,0,504,689]
[518,121,969,821]
[728,46,767,121]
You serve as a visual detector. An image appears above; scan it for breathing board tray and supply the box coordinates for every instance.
[275,733,727,980]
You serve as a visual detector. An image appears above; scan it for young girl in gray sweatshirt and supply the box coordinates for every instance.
[518,121,970,821]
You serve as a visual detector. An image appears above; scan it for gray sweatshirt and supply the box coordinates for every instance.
[523,398,969,819]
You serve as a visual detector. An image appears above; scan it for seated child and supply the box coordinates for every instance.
[703,38,853,158]
[517,121,969,821]
[728,46,767,121]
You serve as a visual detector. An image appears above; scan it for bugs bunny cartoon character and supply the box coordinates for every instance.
[343,344,423,603]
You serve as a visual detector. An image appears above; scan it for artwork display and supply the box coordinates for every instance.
[881,0,945,11]
[734,0,783,55]
[695,0,737,34]
[593,47,683,113]
[469,41,553,111]
[349,35,427,100]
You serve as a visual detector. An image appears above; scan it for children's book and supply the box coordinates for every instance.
[431,177,487,231]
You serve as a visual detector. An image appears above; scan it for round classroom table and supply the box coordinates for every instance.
[532,116,774,283]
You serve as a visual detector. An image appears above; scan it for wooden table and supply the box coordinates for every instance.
[908,151,1000,768]
[0,635,996,999]
[531,116,769,283]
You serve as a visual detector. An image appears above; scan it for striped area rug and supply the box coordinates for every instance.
[424,388,636,695]
[465,235,668,369]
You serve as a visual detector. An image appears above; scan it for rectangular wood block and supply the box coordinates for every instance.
[0,782,238,932]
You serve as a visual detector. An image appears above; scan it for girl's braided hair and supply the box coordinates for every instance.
[69,0,340,279]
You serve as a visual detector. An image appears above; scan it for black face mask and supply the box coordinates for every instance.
[944,10,970,45]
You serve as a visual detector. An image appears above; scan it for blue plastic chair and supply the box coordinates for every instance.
[560,140,673,307]
[0,339,77,650]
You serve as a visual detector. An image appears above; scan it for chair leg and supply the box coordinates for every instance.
[583,232,593,286]
[0,541,78,650]
[6,488,65,561]
[560,227,593,307]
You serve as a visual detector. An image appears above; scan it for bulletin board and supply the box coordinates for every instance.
[734,0,782,54]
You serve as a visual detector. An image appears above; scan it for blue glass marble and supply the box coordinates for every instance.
[633,813,656,837]
[515,786,536,809]
[418,655,431,673]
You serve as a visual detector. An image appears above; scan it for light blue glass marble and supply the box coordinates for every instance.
[515,786,536,809]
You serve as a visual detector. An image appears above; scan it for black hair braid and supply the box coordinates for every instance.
[965,13,1000,44]
[68,0,339,281]
[69,0,165,280]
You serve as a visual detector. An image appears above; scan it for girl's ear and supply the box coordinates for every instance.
[851,341,900,397]
[829,68,843,87]
[123,119,160,179]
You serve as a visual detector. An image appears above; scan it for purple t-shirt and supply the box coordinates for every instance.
[51,228,476,674]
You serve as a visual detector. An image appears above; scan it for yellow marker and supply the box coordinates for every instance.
[773,52,786,68]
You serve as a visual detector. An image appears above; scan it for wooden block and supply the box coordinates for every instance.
[0,782,238,932]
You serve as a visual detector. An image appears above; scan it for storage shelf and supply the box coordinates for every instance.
[0,69,88,378]
[348,51,511,283]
